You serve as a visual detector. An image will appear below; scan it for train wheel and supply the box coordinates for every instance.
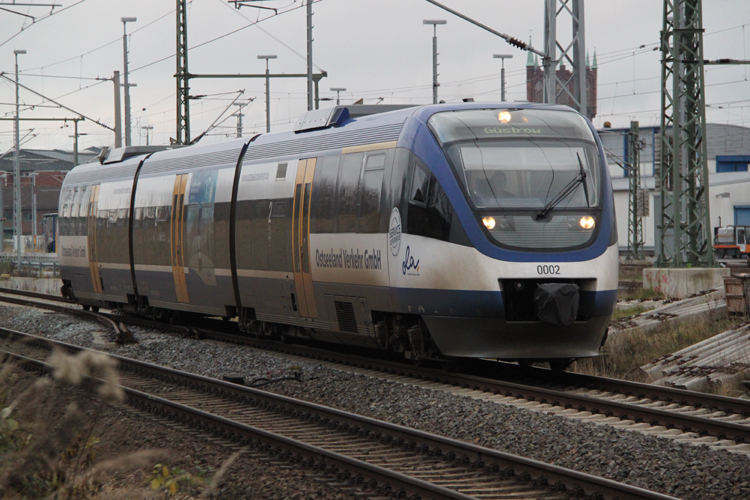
[82,305,90,311]
[549,359,573,371]
[91,306,99,313]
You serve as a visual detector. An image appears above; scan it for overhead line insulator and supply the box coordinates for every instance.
[507,37,527,50]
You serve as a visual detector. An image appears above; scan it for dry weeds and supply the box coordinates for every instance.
[574,311,739,382]
[0,346,231,499]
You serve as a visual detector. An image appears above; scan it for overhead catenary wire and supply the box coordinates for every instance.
[0,73,114,131]
[0,0,89,49]
[3,3,750,149]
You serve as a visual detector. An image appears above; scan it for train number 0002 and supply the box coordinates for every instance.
[537,265,561,275]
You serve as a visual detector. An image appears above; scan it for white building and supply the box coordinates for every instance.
[599,123,750,253]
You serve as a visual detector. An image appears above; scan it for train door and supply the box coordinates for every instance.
[87,185,103,294]
[171,174,190,303]
[292,158,317,318]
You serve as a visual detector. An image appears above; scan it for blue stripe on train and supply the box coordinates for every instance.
[390,287,617,318]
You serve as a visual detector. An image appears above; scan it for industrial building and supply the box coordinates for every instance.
[600,123,750,253]
[0,148,99,245]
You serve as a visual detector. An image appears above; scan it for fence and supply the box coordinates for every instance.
[0,252,59,278]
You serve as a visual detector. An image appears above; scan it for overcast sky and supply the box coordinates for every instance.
[0,0,748,154]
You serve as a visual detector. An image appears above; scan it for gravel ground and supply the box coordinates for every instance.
[4,306,750,500]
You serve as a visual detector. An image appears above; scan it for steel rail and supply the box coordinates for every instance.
[197,330,750,443]
[0,328,677,500]
[0,288,68,303]
[0,291,123,339]
[3,290,750,442]
[503,363,750,415]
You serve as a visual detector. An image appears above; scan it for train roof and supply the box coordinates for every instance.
[244,101,579,151]
[63,102,582,187]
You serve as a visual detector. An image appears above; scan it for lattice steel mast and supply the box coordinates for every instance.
[656,0,713,267]
[176,0,191,145]
[543,0,586,116]
[627,121,645,260]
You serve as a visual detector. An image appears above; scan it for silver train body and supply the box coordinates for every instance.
[58,103,618,364]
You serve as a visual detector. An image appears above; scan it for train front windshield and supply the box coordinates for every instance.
[429,108,603,250]
[430,108,601,210]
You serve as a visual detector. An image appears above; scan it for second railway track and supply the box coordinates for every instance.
[0,328,676,500]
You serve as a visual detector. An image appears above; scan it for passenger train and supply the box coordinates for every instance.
[57,103,618,369]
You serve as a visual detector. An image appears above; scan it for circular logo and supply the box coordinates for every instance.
[389,207,402,257]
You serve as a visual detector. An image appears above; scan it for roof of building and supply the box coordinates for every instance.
[0,147,101,173]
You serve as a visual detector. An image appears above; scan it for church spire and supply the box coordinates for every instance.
[526,36,535,67]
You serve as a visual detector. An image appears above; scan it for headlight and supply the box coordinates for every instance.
[497,110,511,123]
[579,216,595,229]
[482,217,496,230]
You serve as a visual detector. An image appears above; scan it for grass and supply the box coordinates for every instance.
[584,261,745,391]
[617,286,666,302]
[612,303,652,320]
[618,268,644,282]
[0,346,232,499]
[574,309,739,382]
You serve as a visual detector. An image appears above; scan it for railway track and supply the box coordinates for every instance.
[0,288,134,342]
[0,328,675,500]
[3,289,750,454]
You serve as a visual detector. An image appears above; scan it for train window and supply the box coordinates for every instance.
[233,200,252,270]
[269,198,292,271]
[410,163,430,207]
[253,200,270,270]
[70,189,79,233]
[118,209,128,229]
[134,207,144,221]
[276,162,288,180]
[108,210,118,226]
[359,152,386,234]
[201,204,214,221]
[407,156,453,242]
[60,204,69,236]
[77,194,88,217]
[336,153,363,233]
[156,206,169,222]
[311,154,340,233]
[74,187,88,237]
[271,200,288,218]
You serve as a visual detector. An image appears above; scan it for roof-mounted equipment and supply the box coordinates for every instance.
[294,104,417,133]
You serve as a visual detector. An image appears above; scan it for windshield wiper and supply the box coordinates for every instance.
[578,153,590,208]
[535,153,589,221]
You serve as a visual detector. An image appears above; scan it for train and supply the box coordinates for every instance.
[57,102,618,369]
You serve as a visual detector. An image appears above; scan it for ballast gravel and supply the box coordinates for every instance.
[4,307,750,500]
